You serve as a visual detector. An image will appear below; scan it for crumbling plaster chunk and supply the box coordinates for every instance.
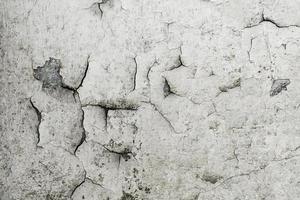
[30,58,84,153]
[76,140,121,193]
[31,91,84,153]
[78,54,138,106]
[5,145,85,200]
[82,105,107,142]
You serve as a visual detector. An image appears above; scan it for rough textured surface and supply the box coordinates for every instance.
[1,0,300,199]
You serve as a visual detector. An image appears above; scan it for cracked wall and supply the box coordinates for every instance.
[1,0,300,199]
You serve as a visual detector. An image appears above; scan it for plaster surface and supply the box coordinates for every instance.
[1,0,300,199]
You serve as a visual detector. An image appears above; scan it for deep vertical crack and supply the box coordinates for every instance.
[64,56,89,155]
[90,0,110,19]
[104,107,109,131]
[233,148,239,164]
[74,108,87,155]
[247,37,256,63]
[132,56,138,92]
[163,78,173,98]
[146,58,159,83]
[29,98,41,146]
[76,55,90,90]
[97,2,103,18]
[178,55,184,67]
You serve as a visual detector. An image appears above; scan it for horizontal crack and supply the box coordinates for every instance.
[104,146,132,159]
[82,103,139,110]
[198,153,300,196]
[197,164,268,195]
[244,13,300,29]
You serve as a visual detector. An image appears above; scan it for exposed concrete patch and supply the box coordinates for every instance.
[270,79,291,96]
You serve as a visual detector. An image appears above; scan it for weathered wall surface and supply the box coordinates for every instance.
[1,0,300,199]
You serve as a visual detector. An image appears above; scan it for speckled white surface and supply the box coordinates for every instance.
[1,0,300,199]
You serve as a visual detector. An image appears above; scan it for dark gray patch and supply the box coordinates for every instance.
[29,98,41,146]
[121,191,135,200]
[74,109,86,155]
[163,78,173,97]
[90,2,103,16]
[101,0,110,4]
[230,78,241,89]
[33,58,62,88]
[170,55,184,70]
[131,57,137,92]
[218,78,241,93]
[201,173,222,184]
[218,86,228,92]
[119,148,132,161]
[270,79,290,96]
[144,187,151,194]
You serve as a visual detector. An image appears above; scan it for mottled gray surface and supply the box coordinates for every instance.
[1,0,300,199]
